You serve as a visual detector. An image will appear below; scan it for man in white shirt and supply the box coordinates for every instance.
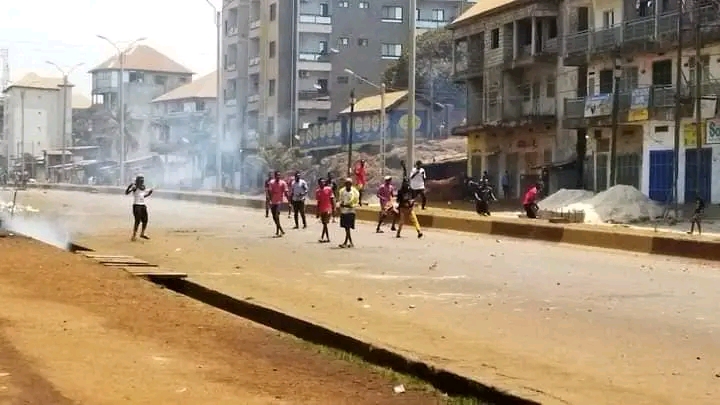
[289,171,309,229]
[409,160,427,210]
[337,178,360,248]
[124,174,154,241]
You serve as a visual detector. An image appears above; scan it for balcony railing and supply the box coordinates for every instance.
[416,19,448,29]
[562,85,699,119]
[299,14,331,24]
[250,20,261,29]
[249,57,260,66]
[298,90,329,100]
[299,52,326,61]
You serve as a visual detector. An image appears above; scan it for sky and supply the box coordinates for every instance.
[1,0,218,97]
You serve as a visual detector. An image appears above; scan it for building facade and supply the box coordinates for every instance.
[451,0,577,198]
[562,0,720,203]
[223,0,474,148]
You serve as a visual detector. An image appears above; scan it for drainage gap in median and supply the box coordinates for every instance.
[153,277,539,405]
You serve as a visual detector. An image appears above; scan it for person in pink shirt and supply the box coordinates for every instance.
[375,175,397,233]
[268,171,289,236]
[523,182,541,219]
[354,160,367,206]
[315,178,335,243]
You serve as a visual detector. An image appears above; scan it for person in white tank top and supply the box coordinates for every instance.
[125,175,153,241]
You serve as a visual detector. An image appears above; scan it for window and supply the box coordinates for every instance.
[269,41,276,58]
[490,29,500,49]
[270,3,277,21]
[599,69,614,94]
[358,1,369,8]
[602,10,614,28]
[319,3,329,16]
[178,77,190,84]
[381,43,402,58]
[268,79,276,96]
[319,41,328,53]
[154,75,167,86]
[521,84,531,102]
[431,9,444,21]
[267,116,275,134]
[337,76,349,84]
[689,55,710,84]
[338,0,349,7]
[382,6,403,21]
[358,38,369,47]
[129,71,144,83]
[338,37,349,46]
[416,8,420,20]
[317,78,328,93]
[546,76,556,97]
[299,70,310,78]
[548,18,558,39]
[195,101,206,111]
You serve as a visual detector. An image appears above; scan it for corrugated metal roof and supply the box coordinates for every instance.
[339,90,408,114]
[5,73,64,92]
[152,72,216,103]
[90,44,193,74]
[451,0,517,26]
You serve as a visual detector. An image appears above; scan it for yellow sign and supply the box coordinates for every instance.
[627,108,648,122]
[683,121,706,147]
[398,113,422,131]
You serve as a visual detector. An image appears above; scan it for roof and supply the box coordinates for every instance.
[5,73,65,92]
[451,0,518,26]
[152,71,217,103]
[72,93,92,109]
[340,90,408,114]
[90,44,193,74]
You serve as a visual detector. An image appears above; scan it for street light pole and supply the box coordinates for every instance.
[97,36,146,185]
[608,57,621,188]
[46,61,83,182]
[203,0,225,190]
[343,68,386,176]
[347,89,356,175]
[407,0,417,168]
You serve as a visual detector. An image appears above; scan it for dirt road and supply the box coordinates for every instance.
[0,236,452,405]
[5,189,720,405]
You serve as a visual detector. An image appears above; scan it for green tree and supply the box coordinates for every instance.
[72,105,141,160]
[383,28,464,106]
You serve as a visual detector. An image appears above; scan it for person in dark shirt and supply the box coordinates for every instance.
[688,196,705,235]
[474,179,497,216]
[264,172,272,218]
[395,177,423,239]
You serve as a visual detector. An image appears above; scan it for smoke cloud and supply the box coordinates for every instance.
[1,212,71,250]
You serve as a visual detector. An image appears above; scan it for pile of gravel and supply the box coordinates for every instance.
[538,189,594,211]
[564,185,664,224]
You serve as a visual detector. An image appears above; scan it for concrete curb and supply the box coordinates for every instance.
[69,241,537,404]
[28,183,720,261]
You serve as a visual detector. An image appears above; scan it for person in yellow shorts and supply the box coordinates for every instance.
[395,176,423,239]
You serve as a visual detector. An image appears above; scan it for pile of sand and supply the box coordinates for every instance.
[564,185,664,224]
[538,189,594,211]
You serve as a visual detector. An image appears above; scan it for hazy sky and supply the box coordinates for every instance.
[1,0,218,97]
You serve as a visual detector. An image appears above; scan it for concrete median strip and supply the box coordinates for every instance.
[30,183,720,261]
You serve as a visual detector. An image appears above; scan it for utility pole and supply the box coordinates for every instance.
[671,0,684,216]
[347,89,356,175]
[608,57,621,187]
[47,61,83,182]
[20,90,25,182]
[693,1,702,199]
[407,0,417,168]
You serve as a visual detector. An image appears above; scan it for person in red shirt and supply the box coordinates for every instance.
[315,178,335,243]
[375,175,397,233]
[523,183,541,219]
[353,160,367,206]
[268,171,289,236]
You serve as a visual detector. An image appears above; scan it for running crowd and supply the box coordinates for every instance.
[263,160,426,248]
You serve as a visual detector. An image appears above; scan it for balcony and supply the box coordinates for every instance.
[298,90,331,110]
[298,53,332,71]
[298,14,332,34]
[247,94,260,104]
[453,35,484,80]
[484,97,556,126]
[248,56,260,74]
[225,62,237,72]
[504,39,559,70]
[225,25,239,36]
[249,20,260,38]
[416,19,449,30]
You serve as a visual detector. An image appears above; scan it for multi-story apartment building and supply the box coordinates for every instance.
[90,45,193,158]
[450,0,577,197]
[562,0,720,203]
[223,0,474,148]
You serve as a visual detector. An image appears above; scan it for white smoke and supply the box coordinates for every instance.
[0,202,71,250]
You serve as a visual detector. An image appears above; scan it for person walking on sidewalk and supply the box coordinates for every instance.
[125,174,153,241]
[337,178,360,248]
[688,195,706,235]
[354,160,367,206]
[375,175,397,233]
[290,171,308,229]
[409,160,427,210]
[501,170,510,199]
[315,178,335,243]
[268,171,289,237]
[396,176,423,239]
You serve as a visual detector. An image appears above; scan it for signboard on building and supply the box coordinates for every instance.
[584,95,612,118]
[627,88,650,122]
[706,118,720,145]
[683,121,706,147]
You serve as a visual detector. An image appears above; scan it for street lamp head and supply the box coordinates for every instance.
[344,68,354,75]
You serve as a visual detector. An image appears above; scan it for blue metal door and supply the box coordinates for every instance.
[684,148,712,203]
[648,150,674,203]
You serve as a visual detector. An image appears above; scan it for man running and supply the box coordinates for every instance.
[523,182,540,219]
[315,178,335,243]
[409,160,427,210]
[289,171,308,229]
[125,174,153,241]
[354,160,367,206]
[396,176,423,239]
[375,175,396,233]
[264,172,272,218]
[337,178,360,248]
[268,171,288,236]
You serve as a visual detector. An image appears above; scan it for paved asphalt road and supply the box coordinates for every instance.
[4,189,719,405]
